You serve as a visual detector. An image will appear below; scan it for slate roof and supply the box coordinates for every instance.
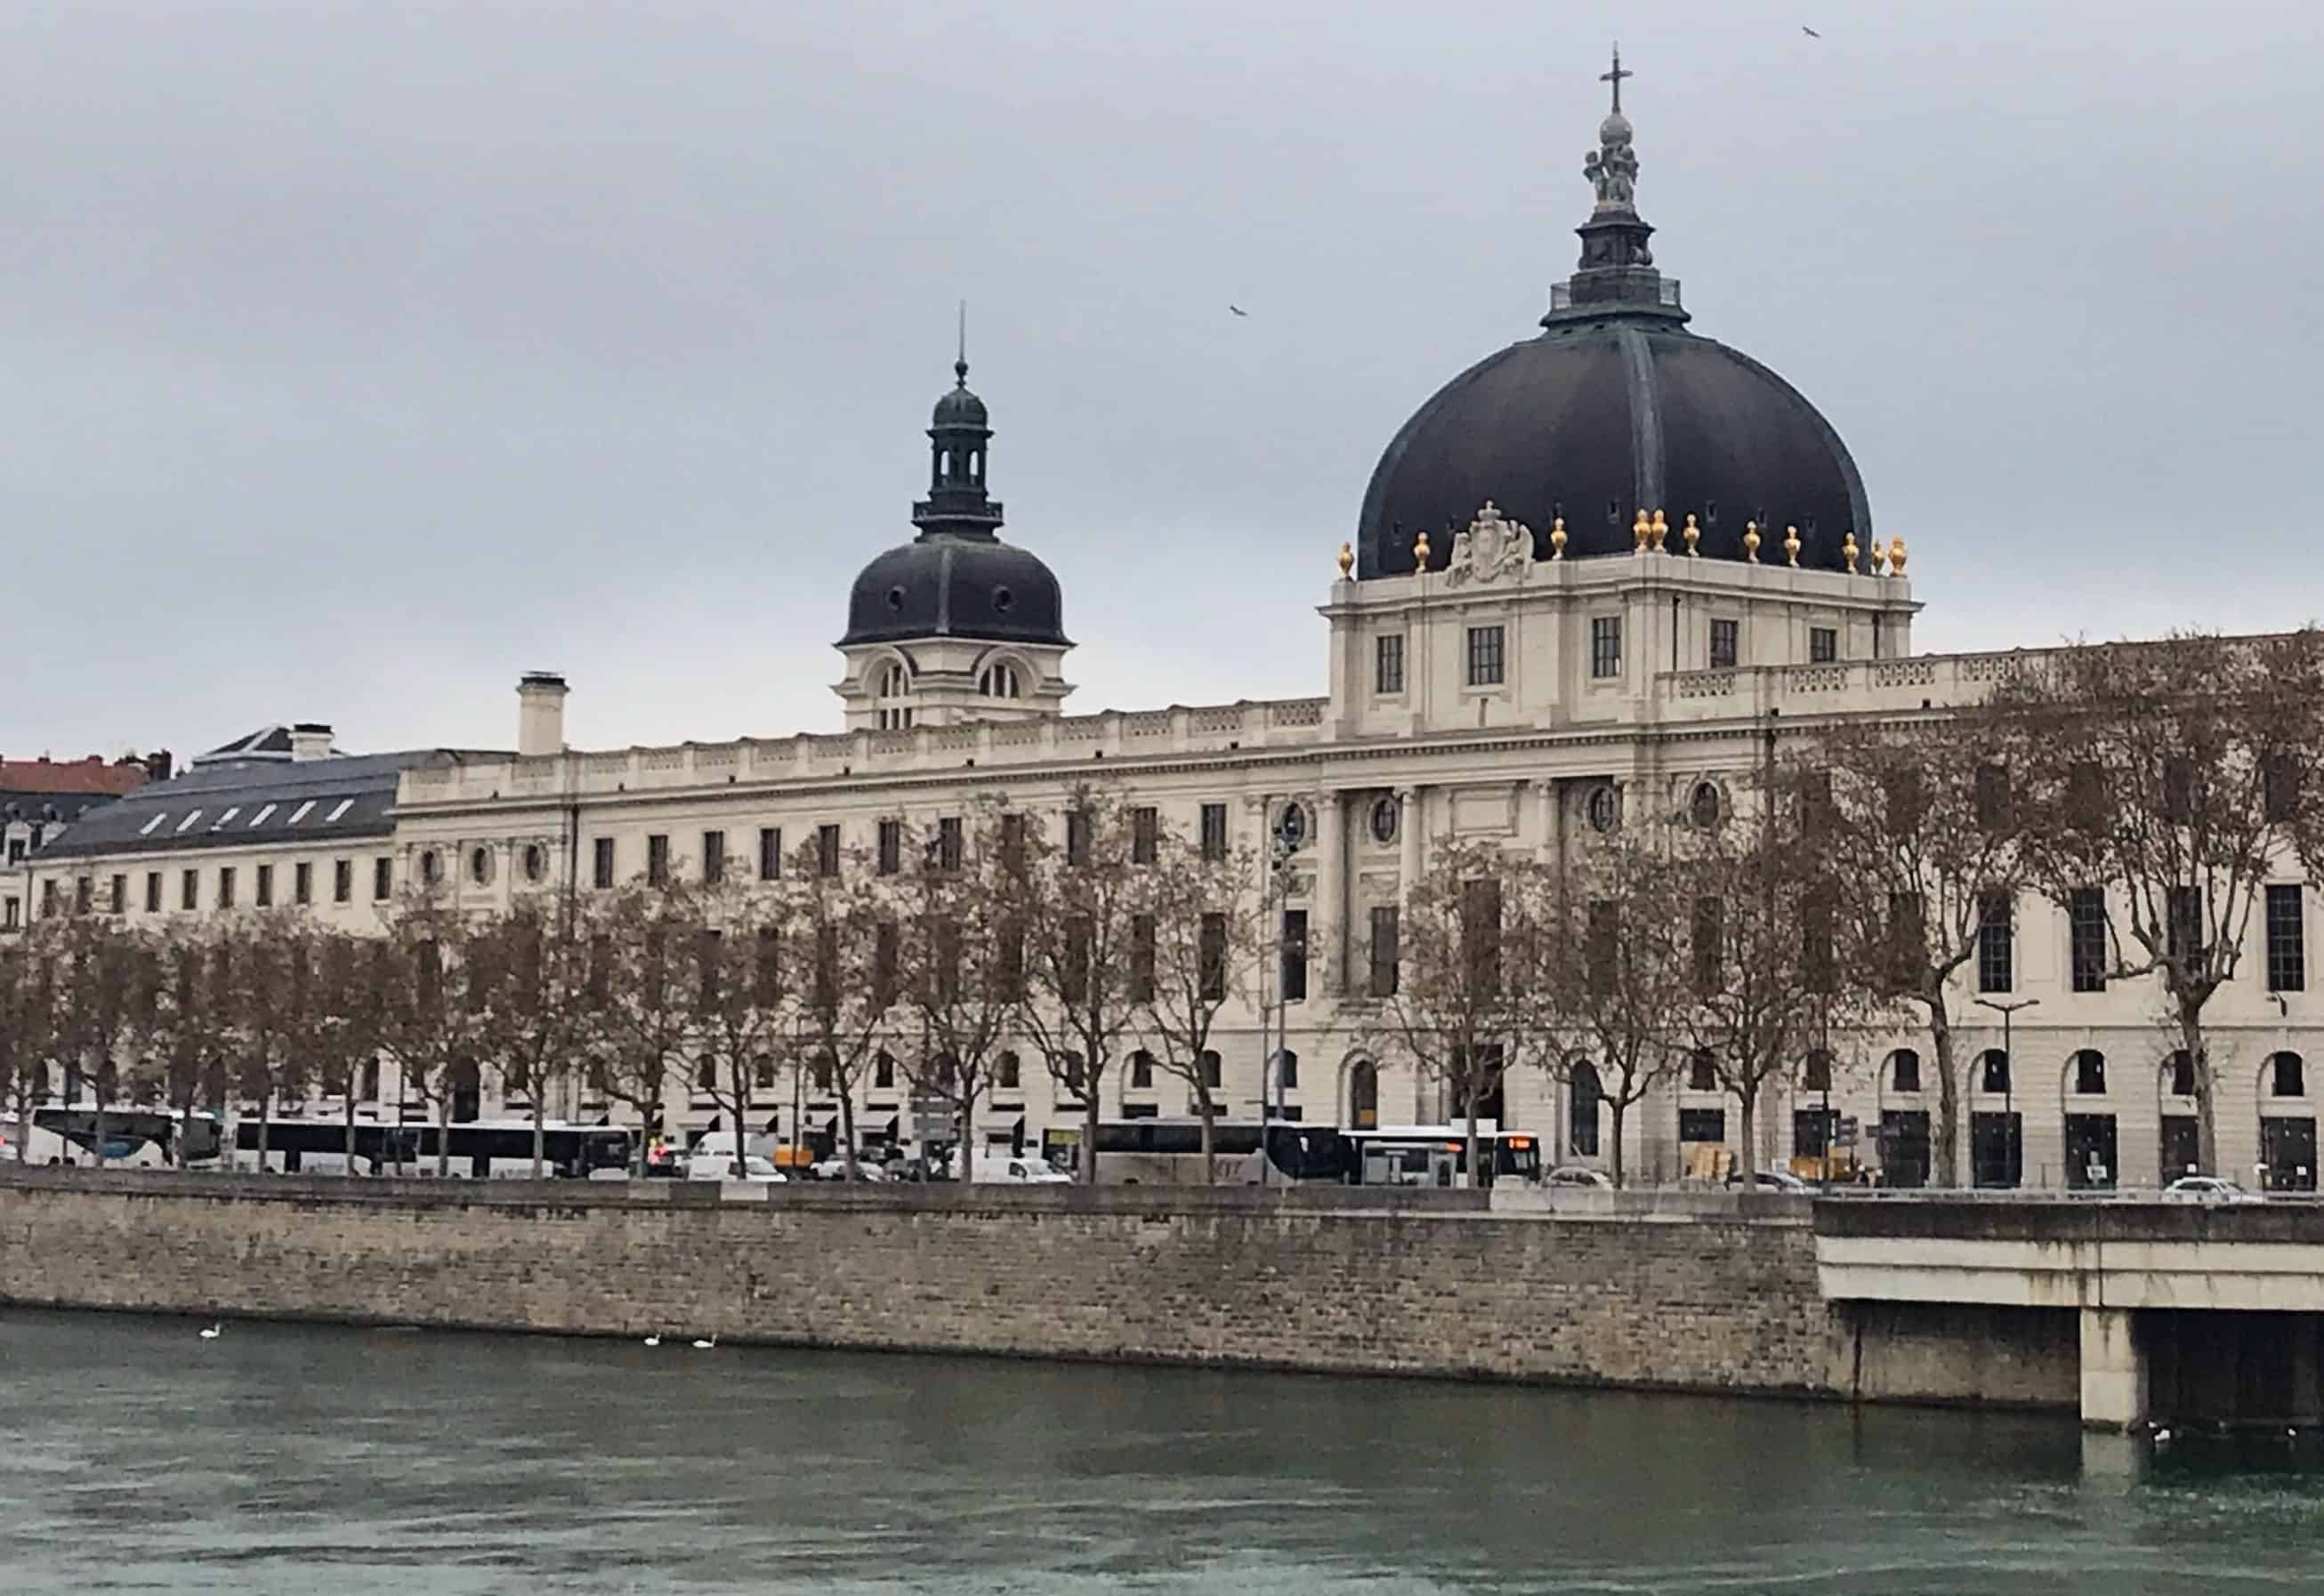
[30,750,464,862]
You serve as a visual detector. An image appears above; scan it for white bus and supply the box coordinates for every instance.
[230,1117,633,1179]
[1,1108,225,1169]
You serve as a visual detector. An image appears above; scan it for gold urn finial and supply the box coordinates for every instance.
[1336,541,1354,578]
[1550,515,1568,560]
[1887,535,1908,575]
[1413,528,1432,568]
[1682,512,1700,556]
[1742,520,1761,563]
[1631,508,1651,552]
[1649,509,1669,552]
[1783,524,1802,567]
[1841,531,1860,574]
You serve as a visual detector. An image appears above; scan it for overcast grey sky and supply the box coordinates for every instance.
[4,0,2320,762]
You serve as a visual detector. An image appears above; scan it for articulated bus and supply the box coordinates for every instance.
[231,1118,633,1179]
[1,1108,223,1168]
[1047,1119,1542,1187]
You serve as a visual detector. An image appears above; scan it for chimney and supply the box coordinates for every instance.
[517,672,569,757]
[288,723,335,762]
[146,749,174,783]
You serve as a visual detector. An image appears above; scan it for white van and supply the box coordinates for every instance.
[971,1150,1072,1185]
[686,1131,785,1183]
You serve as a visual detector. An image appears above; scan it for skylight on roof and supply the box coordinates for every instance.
[286,800,317,825]
[176,811,203,834]
[325,798,354,823]
[139,813,168,836]
[213,807,240,828]
[248,803,278,827]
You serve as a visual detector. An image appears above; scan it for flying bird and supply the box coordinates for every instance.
[1229,305,1248,317]
[1802,25,1821,37]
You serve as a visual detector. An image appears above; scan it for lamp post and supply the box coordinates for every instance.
[1257,806,1300,1190]
[1972,996,2038,1189]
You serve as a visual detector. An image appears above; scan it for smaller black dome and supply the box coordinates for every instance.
[932,360,989,427]
[843,536,1068,649]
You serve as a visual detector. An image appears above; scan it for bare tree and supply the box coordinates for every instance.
[375,887,483,1177]
[887,811,1021,1180]
[1368,837,1551,1185]
[683,879,791,1178]
[774,836,894,1180]
[1538,834,1692,1189]
[577,883,696,1173]
[1011,792,1151,1183]
[1806,713,2023,1186]
[222,911,320,1168]
[1996,632,2318,1175]
[0,939,61,1166]
[1128,817,1259,1182]
[470,891,593,1177]
[1666,781,1862,1182]
[42,913,136,1169]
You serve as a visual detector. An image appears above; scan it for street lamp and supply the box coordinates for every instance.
[1972,995,2038,1189]
[1256,805,1301,1190]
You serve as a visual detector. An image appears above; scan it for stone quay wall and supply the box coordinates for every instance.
[0,1170,2075,1410]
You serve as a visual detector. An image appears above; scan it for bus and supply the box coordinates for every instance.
[231,1118,633,1179]
[3,1108,224,1169]
[1045,1119,1542,1188]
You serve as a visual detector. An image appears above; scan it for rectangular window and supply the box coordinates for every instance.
[370,856,391,900]
[1066,809,1093,867]
[1586,899,1618,994]
[1280,908,1308,1002]
[646,834,670,887]
[42,879,57,917]
[1375,633,1405,695]
[1202,1051,1223,1090]
[702,830,726,884]
[333,859,352,904]
[2267,883,2305,993]
[2167,886,2203,963]
[108,875,126,915]
[1976,892,2014,994]
[936,817,963,873]
[1129,914,1157,1003]
[817,823,841,877]
[1199,803,1228,863]
[1678,1107,1726,1143]
[2,898,15,931]
[1465,625,1506,688]
[2069,887,2108,992]
[219,867,238,909]
[997,1052,1021,1091]
[144,872,162,914]
[74,876,92,915]
[1691,895,1723,995]
[1131,807,1158,866]
[1590,616,1622,680]
[2264,755,2301,824]
[876,818,901,875]
[1130,1050,1154,1090]
[182,869,199,911]
[1709,617,1739,670]
[254,865,273,907]
[1809,626,1837,664]
[1198,912,1227,1003]
[587,838,612,890]
[1803,889,1834,993]
[1368,905,1400,998]
[757,826,781,881]
[294,862,312,906]
[1973,764,2013,832]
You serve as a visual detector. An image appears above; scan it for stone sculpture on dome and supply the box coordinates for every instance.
[1445,502,1534,586]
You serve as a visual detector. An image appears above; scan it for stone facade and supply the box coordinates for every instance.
[0,1170,2078,1413]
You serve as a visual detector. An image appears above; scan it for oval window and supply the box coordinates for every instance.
[522,843,546,883]
[469,846,495,886]
[1368,796,1399,845]
[1586,785,1620,834]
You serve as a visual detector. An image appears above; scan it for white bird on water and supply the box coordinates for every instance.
[691,1334,717,1350]
[642,1333,662,1347]
[198,1323,222,1340]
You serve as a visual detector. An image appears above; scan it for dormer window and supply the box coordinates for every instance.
[980,663,1021,699]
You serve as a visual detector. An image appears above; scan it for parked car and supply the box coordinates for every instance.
[973,1152,1073,1184]
[2162,1175,2262,1204]
[1745,1169,1814,1194]
[685,1152,786,1182]
[1544,1165,1615,1189]
[810,1156,890,1181]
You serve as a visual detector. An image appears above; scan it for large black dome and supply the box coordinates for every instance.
[1356,320,1871,577]
[1356,63,1872,579]
[843,536,1067,648]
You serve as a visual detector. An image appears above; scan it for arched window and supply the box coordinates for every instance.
[1687,1049,1717,1092]
[2072,1049,2108,1096]
[980,662,1021,699]
[2165,1050,2195,1098]
[1276,1050,1298,1090]
[1569,1060,1602,1157]
[1889,1048,1922,1093]
[1979,1049,2011,1094]
[879,663,908,697]
[695,1056,715,1092]
[1802,1049,1833,1093]
[1348,1060,1378,1130]
[2271,1052,2306,1099]
[874,660,913,730]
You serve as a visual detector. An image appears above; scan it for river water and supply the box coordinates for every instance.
[4,1310,2322,1593]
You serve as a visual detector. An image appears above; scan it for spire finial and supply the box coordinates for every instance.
[1601,42,1633,115]
[955,300,968,386]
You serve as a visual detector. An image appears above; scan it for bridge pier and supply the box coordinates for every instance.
[2079,1308,2147,1432]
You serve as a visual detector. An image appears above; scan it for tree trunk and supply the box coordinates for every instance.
[734,1063,753,1181]
[2186,1007,2219,1178]
[1608,1094,1629,1189]
[1928,989,1961,1189]
[839,1087,860,1180]
[256,1084,272,1172]
[1081,1084,1100,1185]
[1198,1092,1216,1186]
[435,1092,451,1179]
[531,1089,546,1180]
[90,1065,108,1173]
[954,1092,973,1183]
[344,1085,359,1174]
[1463,1084,1481,1191]
[1734,1079,1758,1181]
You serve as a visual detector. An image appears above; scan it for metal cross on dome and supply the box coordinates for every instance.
[1601,43,1633,113]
